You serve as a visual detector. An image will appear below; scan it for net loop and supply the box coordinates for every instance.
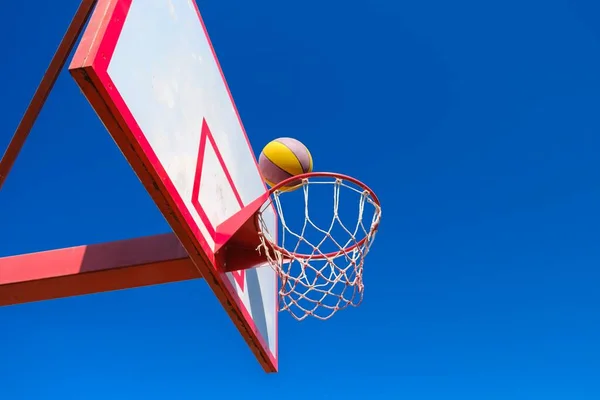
[257,172,381,321]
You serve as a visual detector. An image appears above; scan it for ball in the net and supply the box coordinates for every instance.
[258,137,313,190]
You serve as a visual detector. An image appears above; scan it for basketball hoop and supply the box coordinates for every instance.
[256,172,381,321]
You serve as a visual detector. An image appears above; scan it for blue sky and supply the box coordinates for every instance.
[2,0,600,398]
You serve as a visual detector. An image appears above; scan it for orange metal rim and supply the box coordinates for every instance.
[262,171,381,260]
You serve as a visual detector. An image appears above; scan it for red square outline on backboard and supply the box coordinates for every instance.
[69,0,278,371]
[191,119,246,291]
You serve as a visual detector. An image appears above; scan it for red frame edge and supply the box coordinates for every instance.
[67,0,277,372]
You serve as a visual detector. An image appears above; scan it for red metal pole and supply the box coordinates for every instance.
[0,0,97,190]
[0,233,198,306]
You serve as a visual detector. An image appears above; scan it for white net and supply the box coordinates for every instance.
[257,175,381,321]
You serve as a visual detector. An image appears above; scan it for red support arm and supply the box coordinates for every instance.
[0,233,201,306]
[0,0,96,190]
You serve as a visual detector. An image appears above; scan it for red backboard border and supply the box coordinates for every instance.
[68,0,278,372]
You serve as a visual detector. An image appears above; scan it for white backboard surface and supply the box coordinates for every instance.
[70,0,278,371]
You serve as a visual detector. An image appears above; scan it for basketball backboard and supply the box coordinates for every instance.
[69,0,278,371]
